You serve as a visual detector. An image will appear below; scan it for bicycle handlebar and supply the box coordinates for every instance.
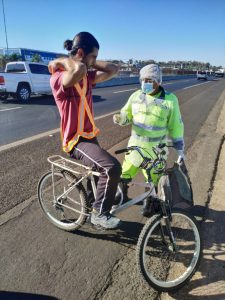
[115,144,184,172]
[114,148,129,154]
[115,144,167,158]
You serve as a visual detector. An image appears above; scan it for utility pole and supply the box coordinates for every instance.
[2,0,9,53]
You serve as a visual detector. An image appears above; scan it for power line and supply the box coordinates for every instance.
[2,0,9,51]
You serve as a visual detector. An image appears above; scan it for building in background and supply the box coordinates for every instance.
[0,48,66,64]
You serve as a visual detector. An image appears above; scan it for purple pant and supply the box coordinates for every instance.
[70,137,121,214]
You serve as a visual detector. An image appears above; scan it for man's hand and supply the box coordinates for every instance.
[62,60,87,88]
[48,59,65,74]
[176,149,185,162]
[93,61,119,84]
[49,57,86,73]
[113,114,121,124]
[49,57,87,88]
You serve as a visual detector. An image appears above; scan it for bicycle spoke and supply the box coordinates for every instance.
[38,171,88,231]
[137,210,201,291]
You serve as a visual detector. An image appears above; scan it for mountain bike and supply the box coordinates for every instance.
[37,143,201,292]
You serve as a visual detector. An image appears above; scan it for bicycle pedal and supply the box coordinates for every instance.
[110,205,119,214]
[86,215,92,223]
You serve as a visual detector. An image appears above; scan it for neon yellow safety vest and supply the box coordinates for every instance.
[119,89,184,145]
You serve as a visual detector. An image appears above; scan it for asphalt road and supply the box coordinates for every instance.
[0,77,215,146]
[0,78,224,215]
[0,78,225,300]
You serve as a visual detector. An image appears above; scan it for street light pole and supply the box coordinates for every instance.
[2,0,9,53]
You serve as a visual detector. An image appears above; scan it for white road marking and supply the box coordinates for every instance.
[95,110,119,120]
[113,79,193,91]
[0,106,22,112]
[113,88,137,93]
[164,79,190,85]
[183,81,211,90]
[0,110,121,151]
[0,79,208,151]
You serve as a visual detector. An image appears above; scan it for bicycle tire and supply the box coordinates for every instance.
[136,208,202,292]
[38,171,89,231]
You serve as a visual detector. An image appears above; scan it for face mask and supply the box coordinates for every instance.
[141,81,154,94]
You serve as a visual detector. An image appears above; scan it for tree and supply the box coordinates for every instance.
[0,53,21,69]
[0,55,7,69]
[9,53,22,61]
[205,62,211,70]
[31,54,43,62]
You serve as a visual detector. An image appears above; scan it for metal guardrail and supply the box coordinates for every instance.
[96,74,196,88]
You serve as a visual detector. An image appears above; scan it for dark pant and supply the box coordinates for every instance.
[70,137,121,214]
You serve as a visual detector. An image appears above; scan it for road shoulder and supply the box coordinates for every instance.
[161,89,225,300]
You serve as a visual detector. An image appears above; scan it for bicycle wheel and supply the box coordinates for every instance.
[136,208,202,292]
[38,171,89,231]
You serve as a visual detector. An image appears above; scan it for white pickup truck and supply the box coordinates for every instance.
[0,61,52,102]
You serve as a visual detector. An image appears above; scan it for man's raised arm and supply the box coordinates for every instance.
[48,57,87,88]
[92,61,119,84]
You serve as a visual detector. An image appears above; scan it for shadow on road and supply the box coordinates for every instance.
[0,291,58,300]
[75,219,144,249]
[93,95,106,102]
[0,95,55,106]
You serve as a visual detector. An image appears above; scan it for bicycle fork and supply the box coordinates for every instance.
[160,203,178,252]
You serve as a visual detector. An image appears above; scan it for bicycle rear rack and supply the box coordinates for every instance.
[47,155,100,177]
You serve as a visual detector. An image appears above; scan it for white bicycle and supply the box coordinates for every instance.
[37,144,202,292]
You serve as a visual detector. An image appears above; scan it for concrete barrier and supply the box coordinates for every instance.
[96,74,196,88]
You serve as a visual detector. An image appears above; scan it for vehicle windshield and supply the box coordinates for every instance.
[6,64,26,73]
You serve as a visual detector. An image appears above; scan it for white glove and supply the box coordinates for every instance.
[113,114,121,124]
[176,150,185,163]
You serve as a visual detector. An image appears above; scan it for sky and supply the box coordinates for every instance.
[0,0,225,66]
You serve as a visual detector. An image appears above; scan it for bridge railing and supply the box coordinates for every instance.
[96,74,196,88]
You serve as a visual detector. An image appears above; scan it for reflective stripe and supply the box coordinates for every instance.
[131,131,166,142]
[78,96,85,131]
[133,121,167,131]
[82,132,95,137]
[63,76,100,152]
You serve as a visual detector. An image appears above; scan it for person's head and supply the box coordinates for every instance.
[139,64,162,95]
[64,32,99,67]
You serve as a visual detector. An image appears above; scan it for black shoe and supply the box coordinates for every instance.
[142,197,154,217]
[142,197,161,217]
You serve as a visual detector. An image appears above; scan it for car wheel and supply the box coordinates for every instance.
[17,84,31,102]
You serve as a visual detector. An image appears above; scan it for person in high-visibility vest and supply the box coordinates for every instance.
[113,64,184,216]
[49,32,121,229]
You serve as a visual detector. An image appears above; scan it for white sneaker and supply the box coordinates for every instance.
[91,210,121,229]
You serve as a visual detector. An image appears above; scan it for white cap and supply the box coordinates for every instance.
[139,64,162,84]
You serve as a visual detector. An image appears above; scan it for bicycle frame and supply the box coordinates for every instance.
[40,146,201,292]
[47,152,178,250]
[47,151,178,230]
[47,155,158,217]
[48,155,100,217]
